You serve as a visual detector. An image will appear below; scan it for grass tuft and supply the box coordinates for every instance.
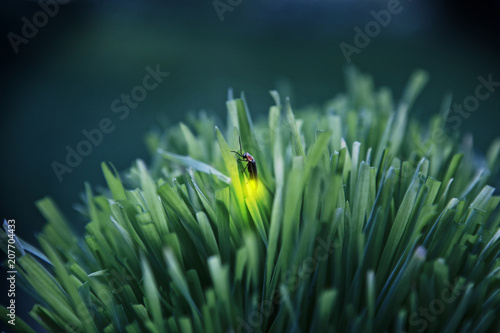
[2,68,500,333]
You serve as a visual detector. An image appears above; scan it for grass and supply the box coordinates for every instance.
[2,67,500,332]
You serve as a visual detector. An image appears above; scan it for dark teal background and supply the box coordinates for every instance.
[1,0,499,331]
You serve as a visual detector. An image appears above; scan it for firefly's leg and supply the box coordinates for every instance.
[231,151,244,158]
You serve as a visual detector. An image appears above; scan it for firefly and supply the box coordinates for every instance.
[231,137,258,188]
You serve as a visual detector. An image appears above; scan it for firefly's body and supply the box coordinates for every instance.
[232,138,258,188]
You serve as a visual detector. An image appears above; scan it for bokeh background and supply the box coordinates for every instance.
[1,0,499,330]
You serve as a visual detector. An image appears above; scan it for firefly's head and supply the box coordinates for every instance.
[243,153,255,162]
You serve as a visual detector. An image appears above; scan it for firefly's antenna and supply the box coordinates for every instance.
[231,136,244,157]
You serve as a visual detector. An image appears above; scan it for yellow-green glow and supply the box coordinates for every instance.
[245,178,263,199]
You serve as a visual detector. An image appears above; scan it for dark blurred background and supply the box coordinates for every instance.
[1,0,499,330]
